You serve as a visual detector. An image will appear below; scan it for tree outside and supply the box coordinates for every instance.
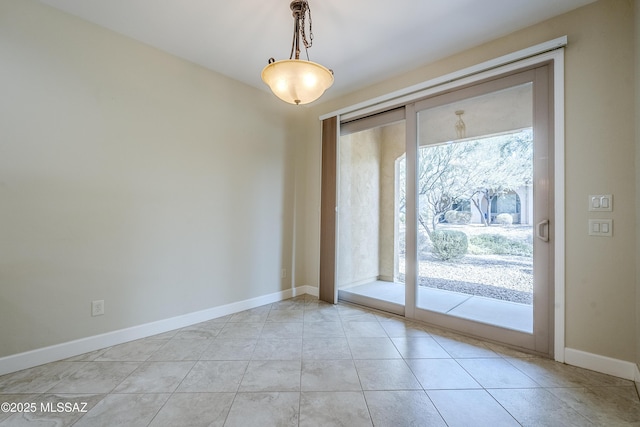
[417,128,533,236]
[398,129,534,304]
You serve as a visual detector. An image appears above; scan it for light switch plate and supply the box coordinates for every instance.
[588,219,612,237]
[588,194,613,212]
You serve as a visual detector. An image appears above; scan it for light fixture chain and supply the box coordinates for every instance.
[300,0,313,50]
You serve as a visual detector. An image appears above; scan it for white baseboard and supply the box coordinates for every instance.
[0,287,313,376]
[564,347,638,381]
[296,285,318,297]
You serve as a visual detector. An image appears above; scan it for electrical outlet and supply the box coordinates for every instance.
[92,300,105,316]
[588,219,613,237]
[281,269,286,279]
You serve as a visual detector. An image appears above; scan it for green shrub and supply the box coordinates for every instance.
[495,213,513,225]
[468,234,532,256]
[444,210,472,224]
[430,230,468,260]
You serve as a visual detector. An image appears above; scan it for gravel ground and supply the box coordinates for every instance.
[399,254,533,305]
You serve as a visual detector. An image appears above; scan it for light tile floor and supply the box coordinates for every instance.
[1,295,639,426]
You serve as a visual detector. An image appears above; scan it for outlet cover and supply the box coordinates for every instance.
[92,300,105,316]
[588,219,613,237]
[588,194,613,212]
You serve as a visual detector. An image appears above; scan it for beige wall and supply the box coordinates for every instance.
[301,0,637,362]
[1,0,636,369]
[0,0,297,357]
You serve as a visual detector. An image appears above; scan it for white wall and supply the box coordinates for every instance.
[0,0,297,358]
[300,0,637,363]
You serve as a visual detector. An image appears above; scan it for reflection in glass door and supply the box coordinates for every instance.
[336,119,407,315]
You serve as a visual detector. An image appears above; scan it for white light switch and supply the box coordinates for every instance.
[588,194,613,211]
[588,219,613,237]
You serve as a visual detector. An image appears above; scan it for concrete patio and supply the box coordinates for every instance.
[339,281,533,333]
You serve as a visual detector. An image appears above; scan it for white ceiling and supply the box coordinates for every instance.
[38,0,595,102]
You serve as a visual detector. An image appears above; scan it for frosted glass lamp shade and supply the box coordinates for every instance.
[261,59,334,105]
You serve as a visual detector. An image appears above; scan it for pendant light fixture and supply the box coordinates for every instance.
[261,0,334,105]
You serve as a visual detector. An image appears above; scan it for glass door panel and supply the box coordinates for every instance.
[409,68,551,353]
[415,125,534,333]
[337,120,406,315]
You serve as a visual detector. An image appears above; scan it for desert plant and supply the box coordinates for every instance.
[495,213,513,225]
[430,230,468,260]
[444,210,472,224]
[468,233,532,256]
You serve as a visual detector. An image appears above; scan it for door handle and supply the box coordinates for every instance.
[536,219,549,242]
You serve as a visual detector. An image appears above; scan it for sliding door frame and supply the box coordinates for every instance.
[319,40,565,361]
[409,66,552,355]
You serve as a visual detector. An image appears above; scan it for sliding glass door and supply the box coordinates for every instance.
[407,67,553,353]
[332,65,553,354]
